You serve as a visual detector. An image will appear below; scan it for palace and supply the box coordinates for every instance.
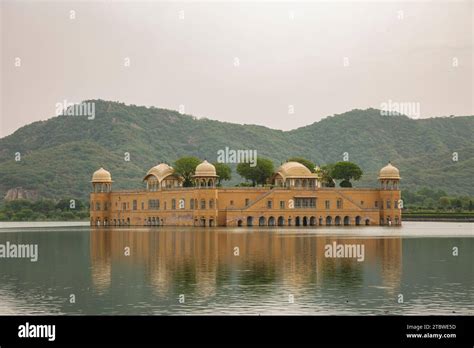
[89,160,401,227]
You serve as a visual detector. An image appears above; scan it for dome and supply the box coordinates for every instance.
[194,160,218,177]
[91,167,112,182]
[145,163,175,182]
[378,162,400,179]
[276,161,314,178]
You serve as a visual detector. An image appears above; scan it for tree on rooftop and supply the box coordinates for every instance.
[213,162,232,186]
[330,162,363,188]
[174,156,201,187]
[237,157,274,186]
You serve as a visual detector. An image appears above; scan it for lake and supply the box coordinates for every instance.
[0,222,472,315]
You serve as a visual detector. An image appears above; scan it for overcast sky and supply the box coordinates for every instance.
[1,0,472,137]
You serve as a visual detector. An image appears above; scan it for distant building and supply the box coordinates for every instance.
[90,160,401,227]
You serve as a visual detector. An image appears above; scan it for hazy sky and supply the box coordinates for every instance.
[1,0,472,137]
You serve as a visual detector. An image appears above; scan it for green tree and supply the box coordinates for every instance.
[14,208,34,221]
[423,198,436,210]
[330,162,363,187]
[318,164,336,187]
[61,211,76,220]
[56,198,85,211]
[460,196,471,210]
[6,200,32,211]
[339,180,352,187]
[174,156,201,187]
[438,196,451,210]
[287,157,316,172]
[451,198,463,210]
[237,157,274,186]
[32,199,55,214]
[213,162,232,186]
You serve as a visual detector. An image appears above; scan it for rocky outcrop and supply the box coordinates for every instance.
[4,187,39,201]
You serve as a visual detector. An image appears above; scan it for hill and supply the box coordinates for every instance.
[0,100,473,201]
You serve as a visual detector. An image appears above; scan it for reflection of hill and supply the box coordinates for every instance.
[90,228,402,296]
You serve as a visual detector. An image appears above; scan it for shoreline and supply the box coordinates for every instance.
[0,221,90,228]
[0,221,472,238]
[403,217,474,222]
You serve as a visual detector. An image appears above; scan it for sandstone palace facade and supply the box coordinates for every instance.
[90,160,401,227]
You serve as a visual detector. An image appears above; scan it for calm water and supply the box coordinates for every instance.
[0,222,472,315]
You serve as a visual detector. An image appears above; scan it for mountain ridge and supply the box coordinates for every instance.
[1,100,473,201]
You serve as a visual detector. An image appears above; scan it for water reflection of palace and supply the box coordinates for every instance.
[89,228,402,297]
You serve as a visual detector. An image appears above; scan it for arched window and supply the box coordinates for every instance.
[326,216,332,225]
[209,199,214,209]
[278,216,285,226]
[171,199,176,210]
[268,216,276,226]
[200,199,206,210]
[247,216,253,226]
[343,216,350,225]
[190,199,195,209]
[355,216,361,225]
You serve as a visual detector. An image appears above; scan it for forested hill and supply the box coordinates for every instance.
[0,100,472,201]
